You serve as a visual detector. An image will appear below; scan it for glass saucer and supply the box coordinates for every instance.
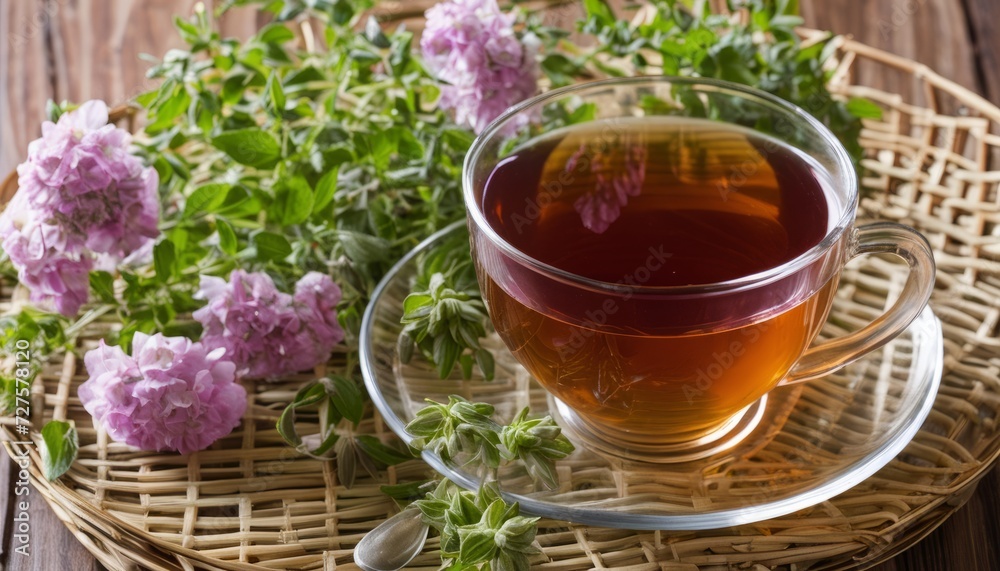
[361,222,943,530]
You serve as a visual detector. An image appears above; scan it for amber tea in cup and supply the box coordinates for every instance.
[481,118,837,440]
[464,78,935,462]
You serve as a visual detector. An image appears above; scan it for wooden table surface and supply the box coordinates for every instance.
[1,0,998,569]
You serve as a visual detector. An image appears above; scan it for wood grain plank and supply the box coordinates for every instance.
[214,2,271,40]
[874,467,1000,571]
[45,0,266,109]
[962,0,1000,102]
[804,2,1000,567]
[0,456,98,571]
[0,0,55,177]
[801,0,980,109]
[48,0,201,107]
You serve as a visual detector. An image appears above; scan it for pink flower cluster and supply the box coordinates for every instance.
[0,101,159,315]
[421,0,539,134]
[79,333,247,454]
[193,270,345,380]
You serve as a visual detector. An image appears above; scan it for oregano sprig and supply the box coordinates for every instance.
[501,408,576,489]
[277,375,413,487]
[405,395,574,490]
[398,233,494,380]
[550,0,880,171]
[406,396,503,471]
[412,480,541,571]
[130,0,475,357]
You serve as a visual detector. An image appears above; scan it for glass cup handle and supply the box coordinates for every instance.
[780,222,936,385]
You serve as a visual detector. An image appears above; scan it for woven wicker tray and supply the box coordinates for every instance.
[2,9,1000,571]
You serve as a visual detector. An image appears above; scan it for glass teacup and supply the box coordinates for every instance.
[464,77,935,463]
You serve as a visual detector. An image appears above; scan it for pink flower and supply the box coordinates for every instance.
[0,100,160,315]
[421,0,539,134]
[15,100,159,258]
[292,272,347,367]
[24,253,92,316]
[0,193,92,315]
[194,270,345,380]
[79,333,246,454]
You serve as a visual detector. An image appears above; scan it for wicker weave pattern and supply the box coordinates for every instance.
[2,20,1000,571]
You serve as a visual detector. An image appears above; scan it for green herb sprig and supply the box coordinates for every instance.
[397,397,572,568]
[406,395,574,490]
[534,0,879,170]
[399,233,494,380]
[412,480,541,571]
[0,308,68,415]
[276,375,413,487]
[124,0,474,352]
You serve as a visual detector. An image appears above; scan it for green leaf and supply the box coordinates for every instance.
[221,72,254,105]
[450,491,484,527]
[846,97,884,119]
[349,48,381,65]
[356,435,414,466]
[402,294,432,315]
[253,231,292,261]
[712,46,757,85]
[135,88,158,109]
[434,337,462,380]
[380,480,437,501]
[583,0,615,24]
[475,350,495,381]
[338,305,361,339]
[322,147,354,171]
[284,66,326,88]
[39,420,78,481]
[329,376,363,425]
[258,23,295,44]
[442,128,475,151]
[367,127,424,170]
[164,153,191,180]
[457,528,496,564]
[174,15,201,43]
[482,499,510,529]
[277,382,329,448]
[494,549,530,571]
[276,404,303,447]
[184,183,231,217]
[147,86,191,132]
[45,99,64,122]
[416,497,451,524]
[153,240,176,282]
[216,218,238,255]
[752,10,770,31]
[267,71,286,112]
[770,15,804,28]
[540,54,579,86]
[312,426,342,459]
[279,176,314,225]
[212,129,281,169]
[330,0,354,25]
[312,168,338,214]
[365,16,391,49]
[338,231,391,263]
[567,102,598,124]
[89,271,116,304]
[217,185,263,218]
[776,0,800,16]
